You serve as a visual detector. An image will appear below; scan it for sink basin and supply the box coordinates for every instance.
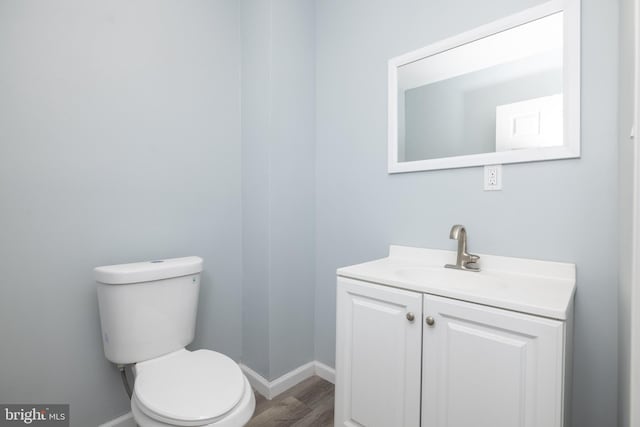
[394,267,507,292]
[336,245,576,320]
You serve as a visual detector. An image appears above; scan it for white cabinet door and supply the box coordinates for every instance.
[335,277,422,427]
[422,294,565,427]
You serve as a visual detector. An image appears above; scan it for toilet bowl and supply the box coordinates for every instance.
[95,257,255,427]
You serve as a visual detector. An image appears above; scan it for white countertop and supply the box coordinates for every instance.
[337,245,576,320]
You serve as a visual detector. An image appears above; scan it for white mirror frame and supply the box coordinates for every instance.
[388,0,580,173]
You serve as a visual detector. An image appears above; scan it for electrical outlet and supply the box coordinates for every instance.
[484,165,502,191]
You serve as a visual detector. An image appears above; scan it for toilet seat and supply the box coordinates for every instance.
[131,377,255,427]
[133,349,247,426]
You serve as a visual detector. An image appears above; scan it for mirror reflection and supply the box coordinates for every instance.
[397,12,564,163]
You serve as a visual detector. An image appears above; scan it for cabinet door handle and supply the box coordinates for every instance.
[406,312,415,322]
[425,316,435,326]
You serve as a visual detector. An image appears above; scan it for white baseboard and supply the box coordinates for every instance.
[240,360,336,400]
[239,361,316,400]
[238,363,273,399]
[269,362,316,398]
[99,361,336,426]
[98,412,135,427]
[314,361,336,384]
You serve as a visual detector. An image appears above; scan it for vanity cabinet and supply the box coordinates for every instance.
[422,294,566,427]
[335,270,572,427]
[334,277,422,427]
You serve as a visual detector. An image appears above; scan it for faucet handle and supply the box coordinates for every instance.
[462,253,481,271]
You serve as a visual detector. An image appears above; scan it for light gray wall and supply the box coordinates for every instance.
[267,0,316,380]
[0,1,242,425]
[618,0,634,425]
[241,0,272,379]
[315,1,619,427]
[242,0,316,381]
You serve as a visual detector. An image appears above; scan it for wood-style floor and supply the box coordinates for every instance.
[247,376,335,427]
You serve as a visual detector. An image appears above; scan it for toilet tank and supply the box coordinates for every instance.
[95,256,203,364]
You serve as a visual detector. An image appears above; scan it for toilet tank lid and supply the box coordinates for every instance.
[95,256,203,285]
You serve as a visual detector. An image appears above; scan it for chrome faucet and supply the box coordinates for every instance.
[445,225,480,272]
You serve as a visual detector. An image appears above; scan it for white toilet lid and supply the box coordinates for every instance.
[134,349,246,426]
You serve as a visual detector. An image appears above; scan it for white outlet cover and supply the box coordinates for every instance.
[484,165,502,191]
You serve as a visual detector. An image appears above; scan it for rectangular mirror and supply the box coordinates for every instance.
[388,0,580,173]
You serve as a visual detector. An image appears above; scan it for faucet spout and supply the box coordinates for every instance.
[445,224,480,272]
[449,224,464,240]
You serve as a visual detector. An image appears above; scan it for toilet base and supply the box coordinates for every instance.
[131,376,256,427]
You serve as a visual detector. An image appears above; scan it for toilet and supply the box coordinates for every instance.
[95,256,255,427]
